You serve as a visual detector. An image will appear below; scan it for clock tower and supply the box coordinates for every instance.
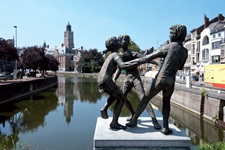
[64,22,74,49]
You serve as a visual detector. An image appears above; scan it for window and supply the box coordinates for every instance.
[197,41,200,52]
[213,35,216,38]
[221,49,224,58]
[202,49,209,61]
[206,49,209,60]
[218,33,221,37]
[221,45,225,58]
[196,53,200,62]
[202,36,209,45]
[212,55,220,63]
[221,45,225,49]
[212,41,221,49]
[192,44,195,54]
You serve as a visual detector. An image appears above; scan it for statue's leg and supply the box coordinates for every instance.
[145,103,161,130]
[126,78,160,127]
[105,82,127,130]
[122,78,135,121]
[110,91,127,129]
[134,77,161,130]
[161,87,174,135]
[101,95,115,119]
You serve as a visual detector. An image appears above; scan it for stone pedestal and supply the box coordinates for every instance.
[94,117,191,150]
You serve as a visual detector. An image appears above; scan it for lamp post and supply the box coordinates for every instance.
[13,26,18,79]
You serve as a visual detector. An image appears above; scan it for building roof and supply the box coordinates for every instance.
[209,20,225,34]
[45,45,77,55]
[188,14,225,39]
[184,33,191,42]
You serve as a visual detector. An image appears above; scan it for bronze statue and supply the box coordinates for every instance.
[100,34,161,130]
[97,36,138,130]
[125,24,188,135]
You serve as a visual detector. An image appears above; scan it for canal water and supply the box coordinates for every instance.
[0,76,224,149]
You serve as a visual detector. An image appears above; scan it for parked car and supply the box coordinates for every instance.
[27,71,41,77]
[0,72,11,81]
[27,71,35,77]
[8,73,14,80]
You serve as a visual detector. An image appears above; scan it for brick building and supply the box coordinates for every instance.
[45,22,81,72]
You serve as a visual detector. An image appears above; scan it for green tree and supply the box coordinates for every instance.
[77,49,104,73]
[20,46,45,72]
[0,39,18,72]
[45,54,60,72]
[128,39,141,52]
[0,39,18,61]
[117,39,141,53]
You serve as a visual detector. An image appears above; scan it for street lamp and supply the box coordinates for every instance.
[13,26,18,79]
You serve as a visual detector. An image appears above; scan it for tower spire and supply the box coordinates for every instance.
[66,22,71,31]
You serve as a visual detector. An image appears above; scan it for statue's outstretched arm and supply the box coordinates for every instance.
[114,55,139,69]
[113,67,121,82]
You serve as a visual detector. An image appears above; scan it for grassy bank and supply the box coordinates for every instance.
[198,142,225,150]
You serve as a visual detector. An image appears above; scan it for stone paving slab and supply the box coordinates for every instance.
[94,117,191,150]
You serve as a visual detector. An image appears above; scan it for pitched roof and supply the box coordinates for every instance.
[209,20,225,34]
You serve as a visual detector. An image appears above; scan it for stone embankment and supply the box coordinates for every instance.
[0,76,57,105]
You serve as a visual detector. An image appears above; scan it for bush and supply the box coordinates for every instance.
[198,142,225,150]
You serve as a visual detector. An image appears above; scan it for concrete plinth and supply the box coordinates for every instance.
[94,117,191,150]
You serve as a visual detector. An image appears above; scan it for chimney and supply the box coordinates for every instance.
[204,14,209,28]
[218,14,224,21]
[62,43,64,47]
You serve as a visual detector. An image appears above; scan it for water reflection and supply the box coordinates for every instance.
[56,76,103,124]
[0,88,58,149]
[0,76,224,149]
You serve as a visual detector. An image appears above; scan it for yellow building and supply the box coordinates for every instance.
[204,64,225,88]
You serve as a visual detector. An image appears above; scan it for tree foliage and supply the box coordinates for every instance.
[0,39,18,61]
[20,46,45,71]
[20,46,60,73]
[128,39,141,52]
[77,49,104,73]
[45,54,60,71]
[117,39,141,53]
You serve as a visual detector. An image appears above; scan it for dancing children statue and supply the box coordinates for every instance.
[100,34,161,130]
[125,24,188,135]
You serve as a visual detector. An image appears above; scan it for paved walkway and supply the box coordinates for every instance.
[0,76,47,85]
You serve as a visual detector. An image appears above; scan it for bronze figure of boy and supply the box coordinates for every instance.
[125,24,188,135]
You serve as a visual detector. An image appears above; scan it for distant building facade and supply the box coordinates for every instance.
[45,22,82,72]
[156,14,225,80]
[183,14,225,79]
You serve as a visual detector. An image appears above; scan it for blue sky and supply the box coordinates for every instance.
[0,0,225,52]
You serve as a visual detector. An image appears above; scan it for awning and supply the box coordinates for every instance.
[191,68,200,75]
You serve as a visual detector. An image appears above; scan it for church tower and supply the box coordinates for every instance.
[64,22,74,49]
